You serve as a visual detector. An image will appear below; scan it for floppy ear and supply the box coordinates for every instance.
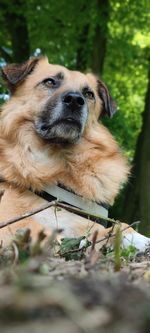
[1,57,41,93]
[97,79,117,118]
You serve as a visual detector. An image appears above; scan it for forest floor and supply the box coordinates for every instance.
[0,228,150,333]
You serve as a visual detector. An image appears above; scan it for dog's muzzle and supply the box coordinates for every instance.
[35,91,88,144]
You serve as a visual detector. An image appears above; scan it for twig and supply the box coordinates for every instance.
[95,221,141,245]
[0,197,139,236]
[0,200,119,230]
[0,201,56,229]
[0,190,5,203]
[59,247,84,256]
[91,230,98,251]
[12,242,19,265]
[105,224,115,248]
[52,201,119,225]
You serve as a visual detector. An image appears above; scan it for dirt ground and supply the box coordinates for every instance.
[0,230,150,333]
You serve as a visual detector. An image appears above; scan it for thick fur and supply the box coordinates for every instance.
[0,56,149,250]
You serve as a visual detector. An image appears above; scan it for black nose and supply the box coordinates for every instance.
[62,92,85,109]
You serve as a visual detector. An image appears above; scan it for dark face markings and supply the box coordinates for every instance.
[82,86,95,100]
[34,72,98,144]
[35,72,64,89]
[36,73,95,103]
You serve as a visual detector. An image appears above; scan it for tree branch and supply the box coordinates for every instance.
[0,201,56,229]
[95,221,140,245]
[0,200,119,230]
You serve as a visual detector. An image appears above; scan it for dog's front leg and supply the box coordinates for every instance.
[120,223,150,252]
[63,165,149,252]
[94,223,149,252]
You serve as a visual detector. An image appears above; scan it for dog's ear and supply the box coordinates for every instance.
[97,79,117,118]
[1,57,41,93]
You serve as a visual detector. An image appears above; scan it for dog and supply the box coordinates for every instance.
[0,56,149,251]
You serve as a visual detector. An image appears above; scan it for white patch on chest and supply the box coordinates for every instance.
[29,147,50,164]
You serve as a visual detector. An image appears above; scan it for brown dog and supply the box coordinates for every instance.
[0,56,149,250]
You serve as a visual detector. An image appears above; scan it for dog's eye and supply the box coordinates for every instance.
[83,90,95,100]
[42,78,56,88]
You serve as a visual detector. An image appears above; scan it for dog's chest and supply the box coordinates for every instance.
[29,147,50,164]
[32,206,104,238]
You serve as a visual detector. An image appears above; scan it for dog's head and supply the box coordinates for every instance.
[2,57,116,144]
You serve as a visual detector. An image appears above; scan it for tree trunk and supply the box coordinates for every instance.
[90,0,110,75]
[123,65,150,236]
[76,24,89,71]
[76,0,110,75]
[0,0,30,62]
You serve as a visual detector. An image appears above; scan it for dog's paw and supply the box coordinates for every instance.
[122,231,150,251]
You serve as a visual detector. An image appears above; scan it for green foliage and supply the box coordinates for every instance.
[59,236,91,260]
[121,245,138,260]
[102,0,149,157]
[101,237,139,267]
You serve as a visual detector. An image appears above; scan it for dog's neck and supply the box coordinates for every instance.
[0,119,128,204]
[0,127,64,191]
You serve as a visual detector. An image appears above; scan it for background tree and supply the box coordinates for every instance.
[0,0,30,62]
[124,60,150,235]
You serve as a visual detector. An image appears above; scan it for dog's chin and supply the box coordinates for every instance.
[35,120,83,145]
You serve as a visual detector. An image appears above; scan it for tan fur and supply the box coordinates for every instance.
[0,57,130,246]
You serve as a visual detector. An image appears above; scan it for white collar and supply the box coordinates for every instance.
[44,184,108,219]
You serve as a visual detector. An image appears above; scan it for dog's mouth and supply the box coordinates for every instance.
[35,117,83,144]
[40,118,81,131]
